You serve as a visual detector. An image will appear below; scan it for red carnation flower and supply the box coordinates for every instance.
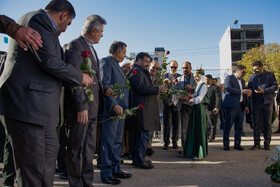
[189,96,193,99]
[81,50,90,58]
[166,50,170,55]
[139,104,144,109]
[174,78,178,83]
[132,69,138,75]
[173,83,175,86]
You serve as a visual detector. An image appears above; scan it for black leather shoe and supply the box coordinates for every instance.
[132,162,154,169]
[275,130,280,134]
[234,146,244,151]
[251,145,261,150]
[113,171,132,179]
[172,143,179,149]
[59,171,68,180]
[264,145,271,151]
[163,144,169,150]
[101,177,121,185]
[223,147,230,151]
[146,148,154,156]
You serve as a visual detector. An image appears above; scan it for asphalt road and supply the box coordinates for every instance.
[1,119,279,187]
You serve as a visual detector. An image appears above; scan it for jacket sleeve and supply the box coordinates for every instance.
[129,69,159,95]
[214,85,221,108]
[264,72,278,94]
[100,57,119,109]
[0,15,21,38]
[225,76,242,95]
[64,42,88,112]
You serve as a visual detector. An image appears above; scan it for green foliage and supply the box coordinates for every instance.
[238,43,280,83]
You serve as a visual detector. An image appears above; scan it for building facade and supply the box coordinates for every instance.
[219,24,264,82]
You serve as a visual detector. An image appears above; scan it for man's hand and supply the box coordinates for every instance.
[159,85,168,93]
[255,87,264,94]
[14,26,43,51]
[179,96,189,102]
[164,78,171,84]
[213,108,219,114]
[245,107,250,114]
[105,88,113,97]
[82,73,94,87]
[185,84,194,90]
[113,105,123,115]
[77,109,88,124]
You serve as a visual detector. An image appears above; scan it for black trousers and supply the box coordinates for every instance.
[57,123,68,173]
[2,116,59,187]
[67,118,97,187]
[206,109,218,140]
[163,104,179,145]
[252,103,273,146]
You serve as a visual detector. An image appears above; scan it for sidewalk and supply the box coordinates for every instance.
[1,119,279,187]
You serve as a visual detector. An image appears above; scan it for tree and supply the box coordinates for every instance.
[238,43,280,84]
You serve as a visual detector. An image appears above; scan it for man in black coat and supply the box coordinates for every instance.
[205,74,221,141]
[248,61,278,150]
[0,1,93,186]
[128,52,167,169]
[64,15,106,187]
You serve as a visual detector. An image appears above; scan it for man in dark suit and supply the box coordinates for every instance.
[223,65,251,151]
[247,61,278,150]
[99,41,132,185]
[0,1,93,186]
[64,15,106,187]
[162,60,181,150]
[129,52,167,169]
[205,74,221,141]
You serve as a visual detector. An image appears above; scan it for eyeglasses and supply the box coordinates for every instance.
[152,67,159,70]
[182,67,189,69]
[170,66,177,69]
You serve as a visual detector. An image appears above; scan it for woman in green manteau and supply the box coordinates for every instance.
[184,69,209,160]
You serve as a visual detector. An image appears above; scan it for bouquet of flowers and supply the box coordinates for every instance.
[172,87,192,106]
[265,146,280,184]
[73,50,96,105]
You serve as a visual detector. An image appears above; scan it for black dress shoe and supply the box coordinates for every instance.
[59,171,68,180]
[101,177,121,185]
[275,130,280,134]
[163,144,169,150]
[223,147,230,151]
[146,148,154,156]
[172,143,179,149]
[132,162,154,169]
[234,146,244,151]
[251,145,261,150]
[113,171,132,179]
[264,145,271,151]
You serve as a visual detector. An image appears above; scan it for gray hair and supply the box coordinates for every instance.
[82,15,107,35]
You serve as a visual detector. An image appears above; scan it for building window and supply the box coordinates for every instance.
[154,57,158,62]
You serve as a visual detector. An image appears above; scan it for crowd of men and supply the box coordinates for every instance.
[0,0,279,186]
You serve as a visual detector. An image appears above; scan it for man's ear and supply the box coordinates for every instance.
[91,28,97,35]
[60,12,69,21]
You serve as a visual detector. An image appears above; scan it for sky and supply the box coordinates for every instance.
[0,0,280,76]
